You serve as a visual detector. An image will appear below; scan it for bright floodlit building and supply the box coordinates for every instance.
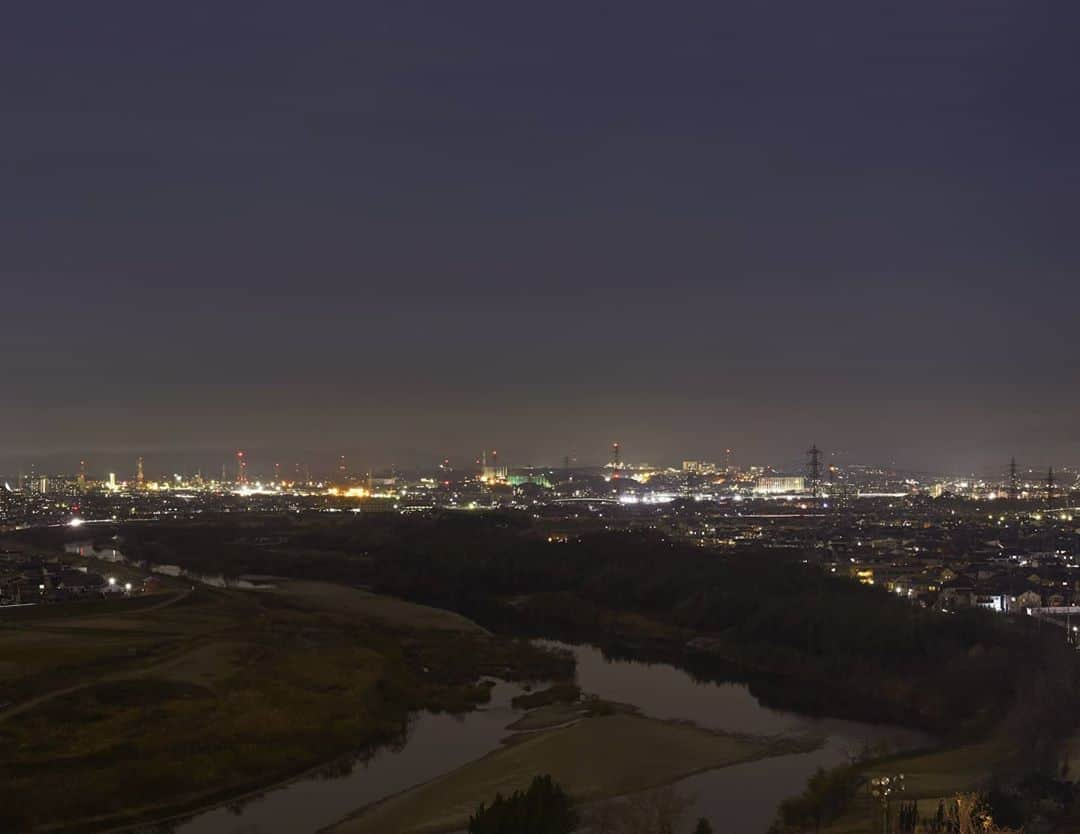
[753,476,806,495]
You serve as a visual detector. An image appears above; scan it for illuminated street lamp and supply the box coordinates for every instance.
[108,577,116,587]
[870,773,905,833]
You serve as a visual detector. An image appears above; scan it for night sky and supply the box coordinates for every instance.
[3,2,1078,477]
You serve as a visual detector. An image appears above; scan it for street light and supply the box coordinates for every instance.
[870,773,905,833]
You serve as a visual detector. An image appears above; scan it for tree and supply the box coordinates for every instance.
[468,774,577,834]
[693,818,714,834]
[770,765,861,832]
[954,793,1021,834]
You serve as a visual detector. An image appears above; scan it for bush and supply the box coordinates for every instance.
[770,765,861,833]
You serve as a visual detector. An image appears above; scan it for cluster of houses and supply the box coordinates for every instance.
[0,550,139,606]
[662,501,1080,619]
[829,515,1080,616]
[839,553,1076,613]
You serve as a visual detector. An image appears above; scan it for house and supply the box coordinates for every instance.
[0,573,26,604]
[1015,590,1042,610]
[55,570,106,597]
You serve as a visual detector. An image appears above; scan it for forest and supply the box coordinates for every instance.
[29,511,1080,754]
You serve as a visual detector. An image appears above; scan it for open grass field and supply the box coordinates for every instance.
[0,580,417,833]
[0,541,572,834]
[0,586,227,711]
[330,714,819,834]
[817,738,1007,834]
[864,740,1001,797]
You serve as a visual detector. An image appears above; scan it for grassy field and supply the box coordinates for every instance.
[0,557,567,834]
[0,586,224,712]
[816,738,1008,834]
[330,714,819,834]
[864,740,1001,797]
[1,583,395,832]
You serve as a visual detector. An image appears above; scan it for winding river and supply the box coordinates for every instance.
[560,642,931,832]
[161,644,930,834]
[63,544,932,834]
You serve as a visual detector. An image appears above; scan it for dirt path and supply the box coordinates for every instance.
[0,636,227,722]
[0,589,201,722]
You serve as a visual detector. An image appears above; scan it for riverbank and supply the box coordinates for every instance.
[327,712,819,834]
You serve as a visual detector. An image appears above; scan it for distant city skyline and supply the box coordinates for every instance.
[1,443,1074,484]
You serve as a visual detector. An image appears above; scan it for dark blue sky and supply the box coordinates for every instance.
[3,2,1078,476]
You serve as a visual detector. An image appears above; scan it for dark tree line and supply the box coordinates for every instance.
[76,513,1080,737]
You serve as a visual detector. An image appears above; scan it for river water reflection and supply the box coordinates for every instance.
[170,680,529,834]
[161,643,931,834]
[560,642,932,832]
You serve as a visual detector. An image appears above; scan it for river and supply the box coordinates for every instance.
[160,644,930,834]
[561,642,931,832]
[62,543,931,834]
